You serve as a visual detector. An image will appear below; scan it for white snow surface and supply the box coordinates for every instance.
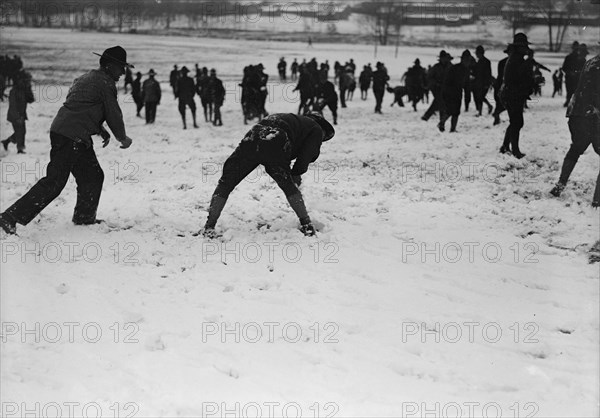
[0,28,599,417]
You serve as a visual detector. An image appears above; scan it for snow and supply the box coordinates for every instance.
[1,27,599,417]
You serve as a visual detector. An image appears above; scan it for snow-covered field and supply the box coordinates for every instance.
[1,27,599,417]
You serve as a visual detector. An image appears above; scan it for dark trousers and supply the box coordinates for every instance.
[317,100,338,124]
[493,87,506,118]
[145,101,158,123]
[422,90,441,120]
[564,116,600,164]
[339,87,347,108]
[4,121,26,151]
[214,147,298,199]
[3,132,104,226]
[564,74,578,105]
[133,96,144,115]
[473,85,492,114]
[559,117,600,203]
[502,99,525,154]
[373,88,384,112]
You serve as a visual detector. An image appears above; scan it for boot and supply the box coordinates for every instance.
[0,213,17,235]
[592,171,600,208]
[550,182,566,197]
[300,222,316,237]
[204,195,228,230]
[1,139,9,151]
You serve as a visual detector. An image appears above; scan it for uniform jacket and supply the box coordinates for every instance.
[207,77,225,106]
[441,63,468,115]
[500,52,533,103]
[473,56,493,89]
[7,80,34,123]
[427,62,448,93]
[372,69,389,91]
[241,113,323,176]
[142,77,161,103]
[176,76,196,102]
[567,54,600,119]
[50,69,126,147]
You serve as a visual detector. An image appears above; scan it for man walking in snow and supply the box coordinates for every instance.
[1,70,34,154]
[175,66,198,129]
[0,46,134,235]
[550,50,600,207]
[499,33,534,159]
[200,113,335,238]
[422,51,453,121]
[142,69,161,124]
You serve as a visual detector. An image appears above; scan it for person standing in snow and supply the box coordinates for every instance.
[550,50,600,207]
[169,64,180,98]
[1,70,34,154]
[372,62,390,114]
[200,113,335,238]
[207,68,225,126]
[499,33,534,159]
[562,41,581,107]
[492,46,511,126]
[0,46,134,235]
[175,66,198,129]
[438,50,470,133]
[142,69,161,124]
[131,71,144,117]
[472,45,494,116]
[422,51,453,121]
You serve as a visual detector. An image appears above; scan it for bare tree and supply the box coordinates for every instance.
[530,0,576,52]
[502,0,533,36]
[357,1,405,46]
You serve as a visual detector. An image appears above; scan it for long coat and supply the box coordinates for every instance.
[441,63,468,116]
[142,77,162,103]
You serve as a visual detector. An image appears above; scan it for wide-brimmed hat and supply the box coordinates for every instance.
[93,46,134,69]
[509,33,531,47]
[181,66,189,73]
[148,69,156,76]
[305,112,335,142]
[438,50,453,60]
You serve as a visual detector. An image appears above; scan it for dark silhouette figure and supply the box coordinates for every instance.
[0,46,134,236]
[176,66,198,129]
[550,52,600,207]
[142,69,161,124]
[499,33,534,159]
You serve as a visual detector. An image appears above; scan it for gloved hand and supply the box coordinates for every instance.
[119,136,133,149]
[300,223,316,237]
[292,175,302,187]
[99,127,111,148]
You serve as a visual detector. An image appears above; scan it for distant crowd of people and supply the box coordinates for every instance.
[0,35,598,240]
